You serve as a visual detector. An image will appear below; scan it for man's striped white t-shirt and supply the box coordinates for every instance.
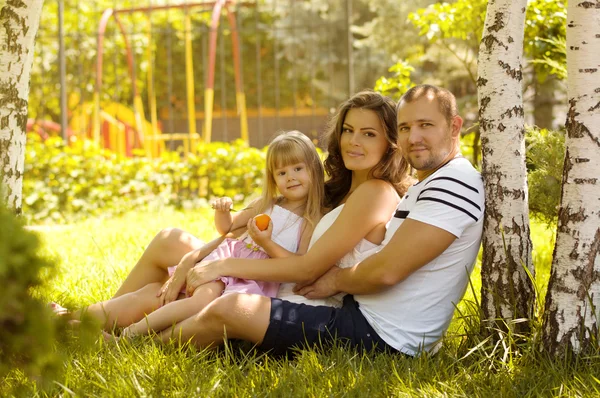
[356,156,484,356]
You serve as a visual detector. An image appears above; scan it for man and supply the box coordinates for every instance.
[168,85,484,356]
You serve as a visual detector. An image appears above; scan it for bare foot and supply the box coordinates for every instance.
[120,326,136,339]
[66,319,115,342]
[102,330,116,342]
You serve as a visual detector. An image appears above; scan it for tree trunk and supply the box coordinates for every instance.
[542,0,600,356]
[0,0,44,214]
[477,0,534,332]
[533,75,557,129]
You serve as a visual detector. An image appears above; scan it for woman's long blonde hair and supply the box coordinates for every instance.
[256,130,325,228]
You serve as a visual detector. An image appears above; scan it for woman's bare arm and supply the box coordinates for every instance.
[186,180,399,288]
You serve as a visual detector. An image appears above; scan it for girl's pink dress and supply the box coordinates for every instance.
[169,205,303,297]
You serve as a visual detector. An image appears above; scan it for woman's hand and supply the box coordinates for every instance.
[211,197,233,212]
[157,252,197,306]
[247,217,273,248]
[156,272,186,307]
[185,259,224,296]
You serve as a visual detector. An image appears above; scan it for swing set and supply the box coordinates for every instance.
[92,0,252,157]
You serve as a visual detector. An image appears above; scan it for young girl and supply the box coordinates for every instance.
[65,131,325,336]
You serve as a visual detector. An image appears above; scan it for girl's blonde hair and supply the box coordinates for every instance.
[257,130,325,228]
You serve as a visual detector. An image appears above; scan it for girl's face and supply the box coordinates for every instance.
[340,108,389,174]
[272,162,311,203]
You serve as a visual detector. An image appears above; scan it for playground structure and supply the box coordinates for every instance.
[91,0,252,157]
[29,0,362,157]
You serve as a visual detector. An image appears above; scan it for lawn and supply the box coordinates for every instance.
[4,208,600,397]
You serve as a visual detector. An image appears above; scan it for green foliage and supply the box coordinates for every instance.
[459,130,481,168]
[529,37,567,80]
[374,61,415,100]
[408,0,486,46]
[23,135,266,223]
[406,0,567,82]
[0,204,60,387]
[526,127,565,223]
[525,0,567,81]
[408,0,485,84]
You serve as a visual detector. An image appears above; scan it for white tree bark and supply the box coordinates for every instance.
[543,0,600,356]
[477,0,534,330]
[0,0,44,214]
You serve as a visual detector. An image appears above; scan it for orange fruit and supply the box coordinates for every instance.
[254,214,271,231]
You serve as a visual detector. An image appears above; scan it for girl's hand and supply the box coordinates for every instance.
[247,217,273,248]
[186,260,223,296]
[211,197,234,212]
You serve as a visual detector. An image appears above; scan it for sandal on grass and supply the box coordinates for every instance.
[49,302,69,316]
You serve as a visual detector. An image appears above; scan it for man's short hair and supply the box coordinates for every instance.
[397,84,457,126]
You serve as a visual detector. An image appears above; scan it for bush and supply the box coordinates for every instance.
[526,127,565,223]
[0,204,61,386]
[23,136,266,223]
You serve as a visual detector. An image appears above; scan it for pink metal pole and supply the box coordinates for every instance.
[113,14,138,98]
[225,5,242,93]
[96,9,114,103]
[207,0,226,92]
[225,4,249,142]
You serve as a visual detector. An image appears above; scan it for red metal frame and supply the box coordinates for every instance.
[94,1,255,146]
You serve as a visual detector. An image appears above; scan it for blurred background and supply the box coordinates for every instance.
[29,0,566,156]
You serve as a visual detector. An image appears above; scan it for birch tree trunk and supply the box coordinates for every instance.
[543,0,600,356]
[0,0,44,214]
[477,0,534,331]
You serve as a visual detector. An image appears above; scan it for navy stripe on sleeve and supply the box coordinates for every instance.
[416,197,478,221]
[394,210,410,219]
[425,176,479,193]
[418,187,481,211]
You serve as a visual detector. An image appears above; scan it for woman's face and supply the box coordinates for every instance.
[339,108,389,174]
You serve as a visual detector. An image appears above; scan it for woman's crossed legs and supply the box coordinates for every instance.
[113,227,205,298]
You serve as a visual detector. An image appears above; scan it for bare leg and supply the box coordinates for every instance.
[158,293,271,348]
[113,228,205,298]
[123,281,225,337]
[72,283,163,329]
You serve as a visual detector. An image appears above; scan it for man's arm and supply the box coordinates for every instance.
[298,219,456,298]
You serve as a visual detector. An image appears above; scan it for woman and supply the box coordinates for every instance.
[156,90,412,349]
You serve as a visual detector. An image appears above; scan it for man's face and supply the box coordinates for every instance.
[397,95,460,177]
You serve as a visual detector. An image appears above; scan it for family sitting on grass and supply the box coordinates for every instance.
[55,84,485,357]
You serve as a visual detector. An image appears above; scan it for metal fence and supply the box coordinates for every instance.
[30,0,386,154]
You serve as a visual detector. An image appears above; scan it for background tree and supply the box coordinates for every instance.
[477,0,534,332]
[524,0,566,129]
[0,0,44,212]
[542,0,600,356]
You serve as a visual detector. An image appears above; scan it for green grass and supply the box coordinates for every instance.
[4,210,600,397]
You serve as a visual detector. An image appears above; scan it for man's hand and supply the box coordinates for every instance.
[185,259,223,296]
[293,266,342,299]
